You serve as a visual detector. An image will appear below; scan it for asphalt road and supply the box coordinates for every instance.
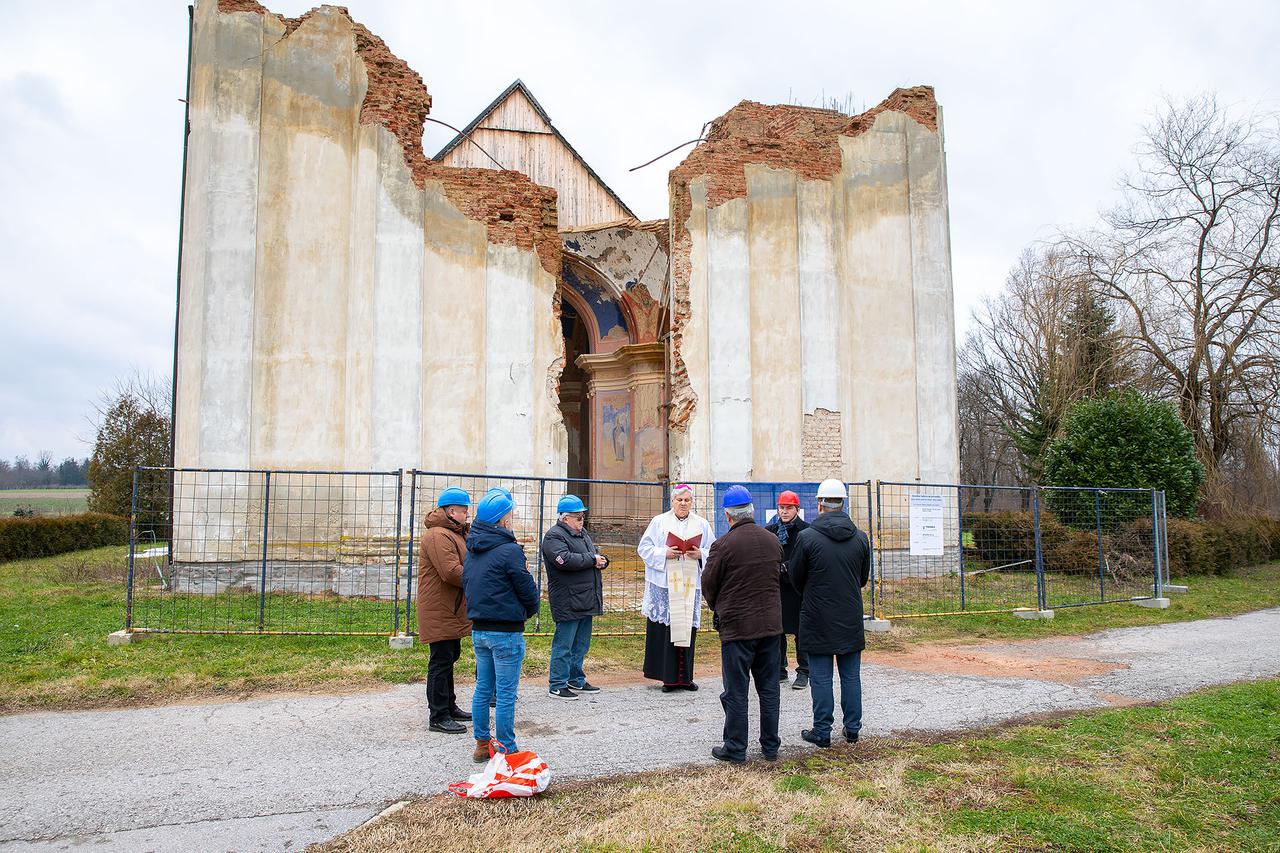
[3,608,1278,852]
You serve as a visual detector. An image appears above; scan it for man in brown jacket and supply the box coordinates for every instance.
[702,484,784,763]
[419,486,473,734]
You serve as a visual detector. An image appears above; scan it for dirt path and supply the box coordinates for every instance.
[3,608,1278,853]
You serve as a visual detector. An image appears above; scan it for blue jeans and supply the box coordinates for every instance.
[549,616,593,690]
[808,651,862,740]
[471,630,526,753]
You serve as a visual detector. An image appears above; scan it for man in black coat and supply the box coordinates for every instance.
[765,490,810,689]
[540,494,609,699]
[702,485,785,763]
[789,479,871,748]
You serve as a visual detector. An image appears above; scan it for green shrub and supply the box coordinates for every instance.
[1042,392,1205,521]
[966,508,1279,578]
[0,513,128,563]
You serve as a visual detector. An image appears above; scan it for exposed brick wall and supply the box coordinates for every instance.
[802,408,844,481]
[215,1,561,279]
[666,87,939,433]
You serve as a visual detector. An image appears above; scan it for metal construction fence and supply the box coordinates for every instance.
[124,468,1166,636]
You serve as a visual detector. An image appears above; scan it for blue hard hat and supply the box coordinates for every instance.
[437,487,471,508]
[723,485,753,508]
[475,491,515,525]
[557,494,587,514]
[484,486,513,501]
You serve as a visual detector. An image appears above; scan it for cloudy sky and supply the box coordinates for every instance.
[1,0,1277,462]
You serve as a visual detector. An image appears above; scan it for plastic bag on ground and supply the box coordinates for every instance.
[448,743,551,799]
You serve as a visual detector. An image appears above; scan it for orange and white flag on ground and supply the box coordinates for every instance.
[449,744,551,799]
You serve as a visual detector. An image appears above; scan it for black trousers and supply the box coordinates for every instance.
[780,633,809,677]
[426,639,462,723]
[719,635,782,760]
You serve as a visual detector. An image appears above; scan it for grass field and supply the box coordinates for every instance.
[0,488,89,516]
[2,544,1279,713]
[318,679,1280,852]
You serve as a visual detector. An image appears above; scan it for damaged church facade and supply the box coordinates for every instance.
[174,0,960,490]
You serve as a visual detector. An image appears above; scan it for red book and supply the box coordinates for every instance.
[666,531,702,554]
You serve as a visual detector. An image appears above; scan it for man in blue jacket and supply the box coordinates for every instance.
[463,489,540,761]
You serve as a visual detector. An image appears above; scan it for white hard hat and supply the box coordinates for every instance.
[816,479,847,499]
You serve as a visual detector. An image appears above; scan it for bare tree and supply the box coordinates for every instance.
[962,247,1129,482]
[1064,95,1280,486]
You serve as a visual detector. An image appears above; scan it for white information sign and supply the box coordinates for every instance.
[908,493,945,556]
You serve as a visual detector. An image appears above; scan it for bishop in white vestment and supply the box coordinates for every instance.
[637,483,715,690]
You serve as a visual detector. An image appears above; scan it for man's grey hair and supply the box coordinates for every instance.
[559,511,583,521]
[726,503,754,523]
[819,497,845,511]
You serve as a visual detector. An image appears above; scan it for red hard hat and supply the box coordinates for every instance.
[778,490,800,506]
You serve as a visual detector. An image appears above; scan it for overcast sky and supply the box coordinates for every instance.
[1,0,1277,462]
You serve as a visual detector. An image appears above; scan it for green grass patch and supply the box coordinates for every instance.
[0,488,89,516]
[2,543,1278,713]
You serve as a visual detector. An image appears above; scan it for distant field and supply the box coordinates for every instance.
[0,489,90,516]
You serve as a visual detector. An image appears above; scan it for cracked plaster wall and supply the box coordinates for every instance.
[668,92,960,483]
[174,2,565,557]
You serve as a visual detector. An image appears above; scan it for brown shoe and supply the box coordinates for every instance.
[473,738,491,763]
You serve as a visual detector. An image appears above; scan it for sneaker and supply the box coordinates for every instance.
[571,681,601,693]
[548,687,579,700]
[801,728,831,748]
[843,729,859,743]
[792,672,809,690]
[429,718,467,734]
[779,672,789,682]
[711,746,745,764]
[449,705,473,721]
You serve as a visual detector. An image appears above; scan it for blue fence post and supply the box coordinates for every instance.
[257,470,271,633]
[1032,488,1046,612]
[866,481,876,618]
[874,480,884,618]
[404,471,418,638]
[1095,489,1105,602]
[125,467,139,632]
[1157,484,1167,596]
[956,484,966,611]
[392,470,403,636]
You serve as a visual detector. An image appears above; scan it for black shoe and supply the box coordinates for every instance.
[429,718,467,734]
[549,687,579,700]
[661,685,679,693]
[843,729,859,743]
[801,728,831,748]
[684,683,699,692]
[792,672,809,690]
[762,751,779,762]
[449,706,472,721]
[711,746,745,764]
[571,681,601,693]
[779,672,789,682]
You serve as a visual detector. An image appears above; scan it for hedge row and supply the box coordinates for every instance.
[0,513,129,563]
[966,511,1280,577]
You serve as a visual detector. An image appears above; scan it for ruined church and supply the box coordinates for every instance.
[175,0,960,487]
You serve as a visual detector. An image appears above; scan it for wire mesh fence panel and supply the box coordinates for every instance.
[128,468,402,635]
[408,473,712,637]
[876,482,1040,617]
[1040,487,1160,608]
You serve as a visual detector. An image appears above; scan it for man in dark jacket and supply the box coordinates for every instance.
[765,490,810,689]
[541,494,609,699]
[463,490,540,762]
[702,484,785,763]
[789,478,871,748]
